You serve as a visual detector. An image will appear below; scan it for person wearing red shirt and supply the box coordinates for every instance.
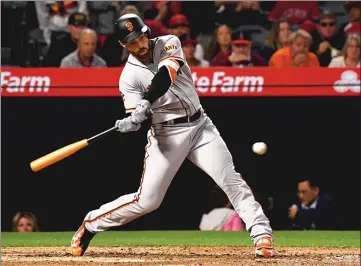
[145,1,181,28]
[341,1,361,36]
[211,31,266,67]
[168,14,205,62]
[268,1,320,26]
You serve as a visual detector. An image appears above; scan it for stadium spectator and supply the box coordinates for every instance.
[168,14,205,62]
[144,1,181,28]
[234,1,268,26]
[12,212,39,232]
[87,2,121,47]
[181,1,217,51]
[199,186,244,231]
[311,10,346,66]
[261,19,292,62]
[180,34,209,67]
[299,19,317,35]
[269,29,320,67]
[341,1,361,36]
[288,178,334,230]
[2,2,40,67]
[216,1,269,30]
[35,1,87,47]
[167,13,191,38]
[122,5,170,38]
[268,1,320,28]
[117,1,152,17]
[43,12,87,67]
[211,31,266,67]
[215,1,239,27]
[60,28,106,68]
[206,24,232,62]
[329,34,360,67]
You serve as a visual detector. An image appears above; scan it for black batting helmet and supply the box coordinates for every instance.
[115,14,151,44]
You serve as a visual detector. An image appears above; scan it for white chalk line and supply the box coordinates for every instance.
[325,254,360,262]
[1,257,175,263]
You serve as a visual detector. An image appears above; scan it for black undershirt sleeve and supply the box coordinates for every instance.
[143,55,184,104]
[143,66,172,104]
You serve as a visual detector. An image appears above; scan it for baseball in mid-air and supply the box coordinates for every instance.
[252,142,267,155]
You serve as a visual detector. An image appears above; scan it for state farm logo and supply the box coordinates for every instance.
[192,71,263,93]
[1,71,50,93]
[333,70,360,93]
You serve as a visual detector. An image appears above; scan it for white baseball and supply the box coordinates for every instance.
[252,142,267,155]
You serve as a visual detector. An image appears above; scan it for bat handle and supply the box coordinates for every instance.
[87,109,152,144]
[87,126,118,144]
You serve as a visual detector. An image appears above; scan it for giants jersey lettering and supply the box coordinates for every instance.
[119,35,201,124]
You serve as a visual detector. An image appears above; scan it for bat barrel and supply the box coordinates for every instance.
[30,139,89,172]
[29,121,142,172]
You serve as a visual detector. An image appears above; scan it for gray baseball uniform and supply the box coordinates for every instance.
[81,35,273,244]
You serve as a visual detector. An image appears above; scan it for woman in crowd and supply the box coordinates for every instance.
[261,19,292,62]
[12,212,39,232]
[329,34,360,67]
[205,24,232,62]
[269,29,320,67]
[199,186,244,231]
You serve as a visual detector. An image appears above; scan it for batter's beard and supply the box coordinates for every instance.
[132,48,151,63]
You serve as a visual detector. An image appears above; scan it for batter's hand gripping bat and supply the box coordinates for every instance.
[30,110,152,172]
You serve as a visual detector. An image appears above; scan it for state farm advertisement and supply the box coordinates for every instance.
[1,67,360,97]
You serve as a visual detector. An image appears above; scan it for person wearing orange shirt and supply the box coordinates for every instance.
[269,29,320,68]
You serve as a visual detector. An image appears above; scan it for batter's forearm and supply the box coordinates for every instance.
[143,66,172,104]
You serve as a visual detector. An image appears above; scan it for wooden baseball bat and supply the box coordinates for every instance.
[30,126,117,172]
[30,109,152,172]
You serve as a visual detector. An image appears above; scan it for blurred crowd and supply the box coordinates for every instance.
[1,1,360,69]
[200,177,335,232]
[14,177,334,232]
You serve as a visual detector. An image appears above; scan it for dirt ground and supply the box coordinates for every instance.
[1,246,360,266]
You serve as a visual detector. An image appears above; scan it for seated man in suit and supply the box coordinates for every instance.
[288,178,334,230]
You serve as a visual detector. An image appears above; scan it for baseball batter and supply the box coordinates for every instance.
[71,14,275,258]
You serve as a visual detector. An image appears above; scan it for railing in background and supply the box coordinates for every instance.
[1,67,360,97]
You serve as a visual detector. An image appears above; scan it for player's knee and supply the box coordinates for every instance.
[219,171,243,188]
[139,197,162,213]
[220,172,248,194]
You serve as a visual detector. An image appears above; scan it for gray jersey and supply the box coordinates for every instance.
[119,35,201,124]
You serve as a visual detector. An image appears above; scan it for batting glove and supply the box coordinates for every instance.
[115,116,140,133]
[131,99,152,125]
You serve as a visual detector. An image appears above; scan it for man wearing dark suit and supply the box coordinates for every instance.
[288,178,334,230]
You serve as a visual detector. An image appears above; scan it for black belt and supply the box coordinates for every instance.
[160,109,202,125]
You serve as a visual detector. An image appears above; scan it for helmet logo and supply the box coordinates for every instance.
[125,22,133,32]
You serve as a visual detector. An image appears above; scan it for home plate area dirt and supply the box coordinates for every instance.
[1,246,360,266]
